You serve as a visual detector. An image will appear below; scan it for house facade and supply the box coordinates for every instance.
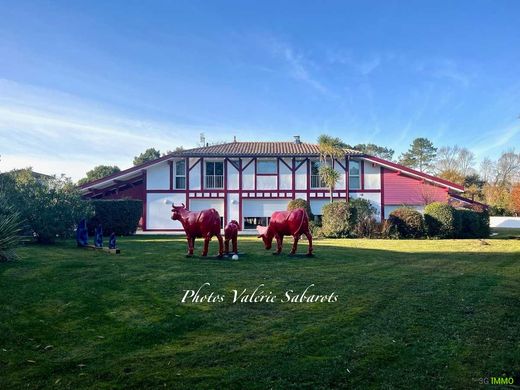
[79,139,471,231]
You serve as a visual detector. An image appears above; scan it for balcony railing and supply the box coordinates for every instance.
[205,175,224,189]
[311,175,326,188]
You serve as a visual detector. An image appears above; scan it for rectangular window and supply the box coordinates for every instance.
[311,160,326,188]
[257,159,277,174]
[175,160,186,189]
[205,161,224,188]
[349,160,360,189]
[243,217,270,230]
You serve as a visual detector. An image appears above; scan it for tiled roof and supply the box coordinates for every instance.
[178,142,363,157]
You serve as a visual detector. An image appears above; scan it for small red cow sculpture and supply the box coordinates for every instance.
[224,220,239,254]
[171,203,223,257]
[256,208,313,256]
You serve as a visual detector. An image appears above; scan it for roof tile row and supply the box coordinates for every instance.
[177,142,363,157]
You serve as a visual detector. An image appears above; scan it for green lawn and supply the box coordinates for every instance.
[491,227,520,239]
[1,236,519,389]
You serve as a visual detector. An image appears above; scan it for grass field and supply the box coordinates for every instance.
[491,227,520,239]
[1,236,519,389]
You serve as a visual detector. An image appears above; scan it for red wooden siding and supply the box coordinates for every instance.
[383,168,448,205]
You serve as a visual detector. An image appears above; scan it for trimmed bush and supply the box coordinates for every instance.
[321,202,354,238]
[455,209,480,238]
[349,198,378,238]
[455,208,490,238]
[287,198,313,220]
[87,199,143,235]
[387,207,425,238]
[477,209,490,238]
[424,202,456,238]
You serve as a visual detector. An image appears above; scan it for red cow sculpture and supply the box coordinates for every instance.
[256,208,313,256]
[171,203,223,257]
[224,220,239,254]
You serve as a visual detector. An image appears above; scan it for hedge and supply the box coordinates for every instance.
[455,208,490,238]
[424,202,457,238]
[424,202,490,239]
[477,208,491,238]
[321,202,354,238]
[287,198,313,220]
[387,207,425,238]
[87,199,142,236]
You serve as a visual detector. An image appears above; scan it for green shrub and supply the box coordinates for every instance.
[424,202,456,238]
[87,199,143,235]
[0,169,93,243]
[477,209,490,238]
[387,207,425,238]
[455,209,479,238]
[349,198,378,237]
[455,208,490,238]
[308,220,324,239]
[0,198,22,262]
[287,198,313,220]
[321,202,354,238]
[380,219,394,239]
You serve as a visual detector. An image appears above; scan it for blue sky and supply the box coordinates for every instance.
[0,0,519,180]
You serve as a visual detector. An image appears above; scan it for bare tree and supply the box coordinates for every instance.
[481,150,520,187]
[435,145,475,176]
[457,148,476,176]
[416,184,442,206]
[480,157,495,184]
[495,150,520,186]
[435,146,460,173]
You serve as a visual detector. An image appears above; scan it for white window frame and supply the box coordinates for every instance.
[205,160,224,189]
[349,160,361,190]
[256,159,277,175]
[310,160,327,189]
[174,159,186,189]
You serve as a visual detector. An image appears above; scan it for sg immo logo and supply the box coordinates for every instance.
[474,376,517,385]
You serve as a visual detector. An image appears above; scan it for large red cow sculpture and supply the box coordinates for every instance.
[171,203,223,257]
[224,220,239,255]
[256,208,313,256]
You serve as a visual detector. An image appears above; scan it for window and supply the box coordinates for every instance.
[175,160,186,189]
[311,160,326,188]
[349,160,361,189]
[205,161,224,188]
[295,158,306,168]
[244,217,270,230]
[257,159,277,174]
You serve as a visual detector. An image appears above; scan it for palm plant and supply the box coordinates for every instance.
[0,201,22,262]
[319,166,340,203]
[317,135,345,203]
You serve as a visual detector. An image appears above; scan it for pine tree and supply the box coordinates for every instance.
[399,138,437,172]
[133,148,161,166]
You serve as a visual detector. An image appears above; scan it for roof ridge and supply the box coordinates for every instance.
[173,141,363,157]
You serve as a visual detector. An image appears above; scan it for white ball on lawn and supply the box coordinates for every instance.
[232,254,239,260]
